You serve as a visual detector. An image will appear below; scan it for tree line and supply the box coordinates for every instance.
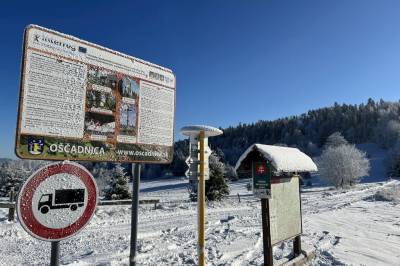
[2,98,400,197]
[157,98,400,177]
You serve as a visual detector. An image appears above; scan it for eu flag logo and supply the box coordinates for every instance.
[78,46,87,53]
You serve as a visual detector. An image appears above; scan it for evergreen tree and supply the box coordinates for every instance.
[205,153,229,201]
[103,164,131,200]
[0,166,25,197]
[214,148,225,163]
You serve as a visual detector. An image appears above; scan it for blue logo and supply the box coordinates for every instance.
[28,139,44,155]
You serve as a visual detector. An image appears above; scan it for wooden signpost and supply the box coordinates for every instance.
[252,161,274,264]
[181,125,223,266]
[235,144,318,266]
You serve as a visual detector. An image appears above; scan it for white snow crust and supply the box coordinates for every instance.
[1,177,400,265]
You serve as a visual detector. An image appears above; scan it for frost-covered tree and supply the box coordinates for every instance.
[317,144,370,188]
[0,166,25,197]
[187,152,230,202]
[324,132,348,149]
[103,164,131,200]
[224,164,238,181]
[206,153,229,201]
[92,163,114,196]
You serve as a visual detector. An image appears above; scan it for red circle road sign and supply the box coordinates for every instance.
[17,161,98,241]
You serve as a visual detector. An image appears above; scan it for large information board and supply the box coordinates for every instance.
[15,25,175,163]
[269,177,302,245]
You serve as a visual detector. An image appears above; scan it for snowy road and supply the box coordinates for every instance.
[1,178,399,265]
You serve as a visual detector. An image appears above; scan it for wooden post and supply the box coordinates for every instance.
[261,198,273,266]
[294,235,301,256]
[294,173,302,257]
[8,187,15,222]
[237,193,241,203]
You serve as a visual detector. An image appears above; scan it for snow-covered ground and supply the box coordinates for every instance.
[1,176,400,266]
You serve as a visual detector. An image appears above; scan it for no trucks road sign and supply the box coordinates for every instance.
[17,161,98,241]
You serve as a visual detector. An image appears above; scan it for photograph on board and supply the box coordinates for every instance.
[119,102,137,136]
[84,112,115,137]
[86,89,116,113]
[87,66,117,89]
[119,77,139,99]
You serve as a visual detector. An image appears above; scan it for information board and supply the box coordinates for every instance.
[15,25,175,163]
[269,176,302,245]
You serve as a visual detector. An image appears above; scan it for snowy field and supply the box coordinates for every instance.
[1,176,400,266]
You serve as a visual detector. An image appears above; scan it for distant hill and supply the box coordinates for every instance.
[160,99,400,177]
[208,98,399,164]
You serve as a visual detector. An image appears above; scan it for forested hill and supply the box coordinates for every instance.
[164,99,400,176]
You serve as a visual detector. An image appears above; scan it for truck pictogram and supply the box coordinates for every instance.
[38,189,85,214]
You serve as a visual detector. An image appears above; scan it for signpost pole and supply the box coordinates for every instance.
[181,125,222,266]
[50,241,60,266]
[294,235,301,256]
[130,163,141,266]
[261,198,273,266]
[198,130,206,266]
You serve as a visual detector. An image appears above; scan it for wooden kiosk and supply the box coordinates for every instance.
[235,144,318,266]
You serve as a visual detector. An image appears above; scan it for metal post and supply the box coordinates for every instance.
[8,187,15,221]
[198,131,206,266]
[50,241,60,266]
[130,163,141,266]
[261,198,273,266]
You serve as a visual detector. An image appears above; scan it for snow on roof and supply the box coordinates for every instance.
[235,144,318,173]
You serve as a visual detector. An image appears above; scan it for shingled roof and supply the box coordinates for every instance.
[235,144,318,173]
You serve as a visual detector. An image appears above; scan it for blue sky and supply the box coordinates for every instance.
[1,1,400,158]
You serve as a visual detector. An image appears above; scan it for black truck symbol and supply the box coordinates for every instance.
[38,189,85,214]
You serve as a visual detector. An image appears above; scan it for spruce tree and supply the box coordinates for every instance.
[205,153,229,201]
[103,164,131,200]
[0,166,25,197]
